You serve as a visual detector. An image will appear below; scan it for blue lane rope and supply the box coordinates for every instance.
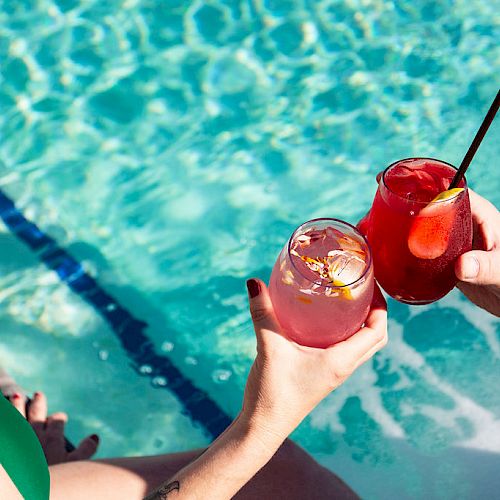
[0,189,232,440]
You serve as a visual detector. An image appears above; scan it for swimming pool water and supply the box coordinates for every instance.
[1,0,499,498]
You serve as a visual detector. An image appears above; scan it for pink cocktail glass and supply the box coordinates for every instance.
[269,218,374,348]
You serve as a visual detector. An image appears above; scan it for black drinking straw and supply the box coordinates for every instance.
[449,89,500,189]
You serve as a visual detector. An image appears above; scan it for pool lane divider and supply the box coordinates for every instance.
[0,189,232,440]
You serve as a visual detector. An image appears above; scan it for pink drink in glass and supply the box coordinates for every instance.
[366,158,472,304]
[268,219,374,348]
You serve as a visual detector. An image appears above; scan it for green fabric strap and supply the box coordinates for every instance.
[0,395,50,500]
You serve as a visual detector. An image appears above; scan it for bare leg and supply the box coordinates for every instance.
[50,440,357,500]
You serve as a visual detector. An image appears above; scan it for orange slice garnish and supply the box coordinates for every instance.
[408,188,464,259]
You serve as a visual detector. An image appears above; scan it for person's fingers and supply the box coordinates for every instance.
[28,392,48,437]
[68,434,99,461]
[469,190,499,224]
[455,249,500,286]
[456,281,500,317]
[9,393,26,418]
[468,190,499,251]
[325,286,387,376]
[353,327,389,369]
[246,278,282,350]
[28,391,48,423]
[363,285,387,331]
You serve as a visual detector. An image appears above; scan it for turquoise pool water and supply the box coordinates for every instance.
[1,0,499,498]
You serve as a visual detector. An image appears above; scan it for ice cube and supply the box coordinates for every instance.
[340,255,366,284]
[390,163,415,179]
[307,229,326,243]
[326,250,366,285]
[326,226,344,240]
[387,163,440,201]
[296,234,311,246]
[337,235,366,258]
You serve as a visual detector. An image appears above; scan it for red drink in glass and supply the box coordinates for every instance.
[269,219,374,348]
[367,158,473,304]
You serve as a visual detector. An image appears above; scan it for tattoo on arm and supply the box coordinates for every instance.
[144,480,180,500]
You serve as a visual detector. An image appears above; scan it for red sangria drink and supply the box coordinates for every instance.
[269,219,374,348]
[367,158,473,304]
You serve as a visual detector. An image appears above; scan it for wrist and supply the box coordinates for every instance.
[235,412,289,454]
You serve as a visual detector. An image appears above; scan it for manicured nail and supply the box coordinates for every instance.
[246,279,261,298]
[90,434,99,443]
[462,256,479,280]
[33,392,41,398]
[12,393,21,400]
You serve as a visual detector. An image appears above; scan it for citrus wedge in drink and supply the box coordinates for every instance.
[408,188,464,259]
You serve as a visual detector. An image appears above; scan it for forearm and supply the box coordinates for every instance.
[144,414,285,500]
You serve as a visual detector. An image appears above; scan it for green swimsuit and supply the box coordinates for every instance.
[0,395,50,499]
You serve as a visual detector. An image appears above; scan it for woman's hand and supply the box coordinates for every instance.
[454,190,500,316]
[9,391,99,465]
[241,279,388,443]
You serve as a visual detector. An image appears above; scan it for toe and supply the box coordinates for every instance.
[28,391,48,424]
[69,434,99,461]
[9,393,26,418]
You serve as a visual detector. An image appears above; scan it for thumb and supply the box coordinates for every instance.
[246,279,282,347]
[455,250,500,286]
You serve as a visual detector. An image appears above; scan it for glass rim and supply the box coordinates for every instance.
[382,157,468,205]
[287,217,372,289]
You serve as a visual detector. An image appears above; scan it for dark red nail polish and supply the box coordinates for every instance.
[90,434,99,443]
[33,392,40,398]
[12,393,21,400]
[246,279,261,298]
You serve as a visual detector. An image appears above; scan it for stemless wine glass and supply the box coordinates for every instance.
[366,157,473,304]
[268,218,374,348]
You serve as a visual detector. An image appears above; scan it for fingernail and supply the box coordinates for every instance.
[33,392,41,398]
[90,434,99,443]
[12,393,21,400]
[246,279,261,298]
[462,256,479,279]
